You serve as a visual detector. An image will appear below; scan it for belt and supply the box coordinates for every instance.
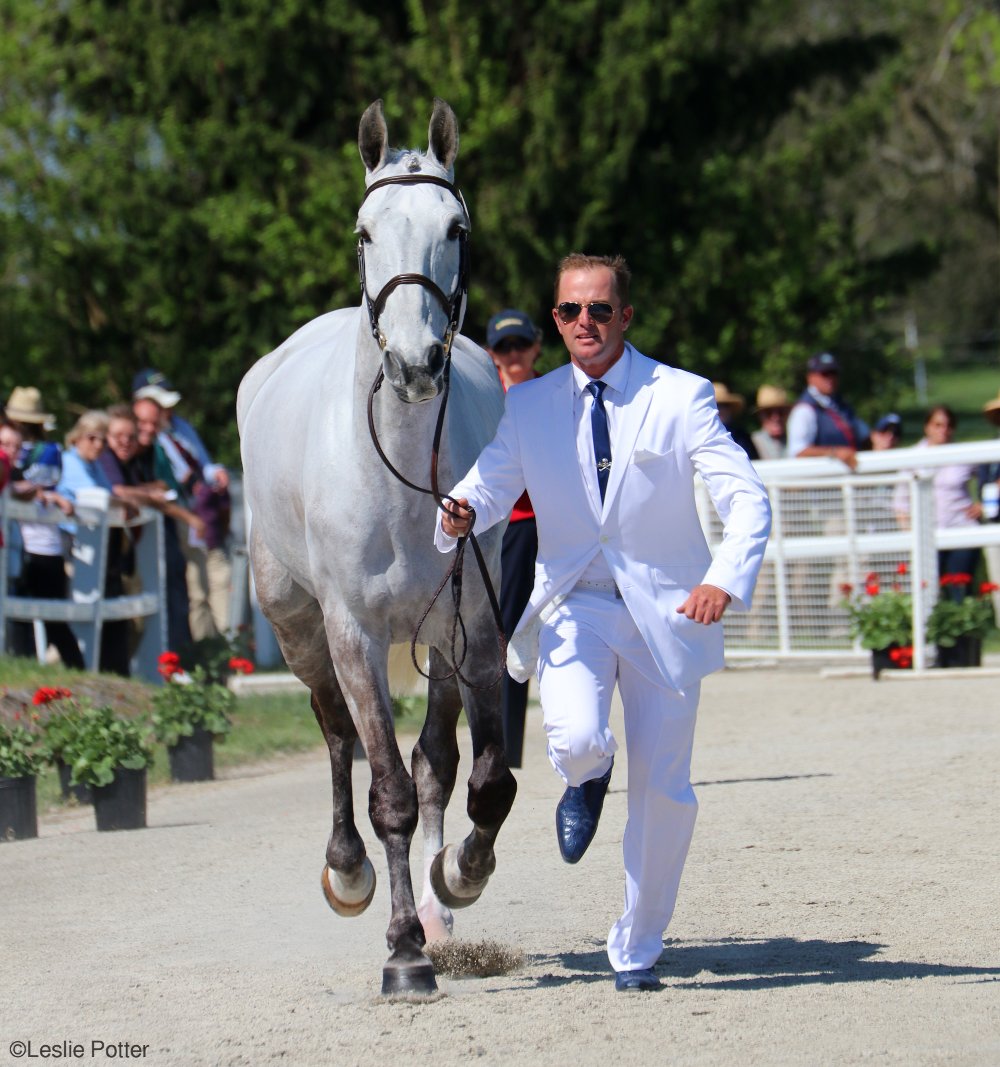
[574,578,623,599]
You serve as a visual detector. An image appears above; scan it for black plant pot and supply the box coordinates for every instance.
[57,760,93,805]
[870,646,911,679]
[0,775,38,842]
[167,727,215,782]
[92,767,147,832]
[935,636,982,669]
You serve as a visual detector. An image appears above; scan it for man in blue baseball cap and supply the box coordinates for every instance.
[786,352,870,468]
[485,309,543,768]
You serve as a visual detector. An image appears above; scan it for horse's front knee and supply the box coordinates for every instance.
[369,765,419,841]
[467,743,517,827]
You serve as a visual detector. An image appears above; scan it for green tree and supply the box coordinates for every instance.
[0,0,926,459]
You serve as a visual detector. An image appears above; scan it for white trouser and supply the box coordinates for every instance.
[537,585,700,972]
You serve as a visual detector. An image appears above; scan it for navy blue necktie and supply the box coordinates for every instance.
[587,380,612,501]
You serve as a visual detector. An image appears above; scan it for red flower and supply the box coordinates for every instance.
[32,686,72,705]
[980,582,999,595]
[228,657,255,675]
[157,650,184,679]
[940,573,972,588]
[865,581,880,596]
[896,562,908,575]
[839,583,854,596]
[889,646,913,668]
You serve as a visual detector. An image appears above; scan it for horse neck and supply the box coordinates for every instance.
[352,327,446,493]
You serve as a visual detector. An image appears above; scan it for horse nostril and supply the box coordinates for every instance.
[384,349,407,384]
[427,343,445,378]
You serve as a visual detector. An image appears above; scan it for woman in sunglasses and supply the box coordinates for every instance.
[438,253,771,993]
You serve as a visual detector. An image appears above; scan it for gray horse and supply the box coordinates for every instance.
[237,99,516,995]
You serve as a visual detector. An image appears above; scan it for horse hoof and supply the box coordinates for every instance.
[381,957,438,997]
[321,859,376,917]
[429,844,491,910]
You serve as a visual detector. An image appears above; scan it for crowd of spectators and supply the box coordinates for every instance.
[1,373,232,677]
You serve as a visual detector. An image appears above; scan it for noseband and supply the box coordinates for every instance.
[356,173,470,356]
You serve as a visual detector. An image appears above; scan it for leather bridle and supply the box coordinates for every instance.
[356,173,470,356]
[358,171,505,688]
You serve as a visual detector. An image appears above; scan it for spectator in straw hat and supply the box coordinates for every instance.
[979,389,1000,619]
[3,386,84,669]
[713,382,758,460]
[751,385,791,460]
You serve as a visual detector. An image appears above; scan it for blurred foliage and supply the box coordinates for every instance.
[0,0,997,465]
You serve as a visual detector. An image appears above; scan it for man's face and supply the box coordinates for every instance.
[552,267,633,379]
[808,369,838,397]
[133,399,163,449]
[107,417,138,463]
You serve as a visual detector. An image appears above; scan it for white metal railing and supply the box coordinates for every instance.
[700,438,1000,667]
[0,491,167,681]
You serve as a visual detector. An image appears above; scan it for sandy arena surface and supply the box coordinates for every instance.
[2,664,998,1066]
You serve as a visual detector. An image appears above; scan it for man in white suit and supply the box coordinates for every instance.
[437,254,771,991]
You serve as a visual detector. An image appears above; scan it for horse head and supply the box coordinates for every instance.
[357,99,469,403]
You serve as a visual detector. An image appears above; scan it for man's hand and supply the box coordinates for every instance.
[676,584,731,625]
[441,497,472,538]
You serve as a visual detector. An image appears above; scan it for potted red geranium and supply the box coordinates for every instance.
[843,565,914,679]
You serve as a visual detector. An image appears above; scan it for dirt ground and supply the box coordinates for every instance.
[2,664,998,1067]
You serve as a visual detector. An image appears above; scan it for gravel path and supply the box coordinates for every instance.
[2,665,998,1066]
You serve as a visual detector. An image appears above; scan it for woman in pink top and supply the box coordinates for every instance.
[897,405,982,599]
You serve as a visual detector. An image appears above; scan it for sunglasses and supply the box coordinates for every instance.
[493,336,534,355]
[556,301,616,325]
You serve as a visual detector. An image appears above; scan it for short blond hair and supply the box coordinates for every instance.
[65,410,110,447]
[554,253,631,307]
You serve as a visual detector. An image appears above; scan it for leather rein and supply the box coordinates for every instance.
[358,172,506,687]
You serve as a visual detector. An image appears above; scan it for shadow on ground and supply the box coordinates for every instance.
[524,938,1000,990]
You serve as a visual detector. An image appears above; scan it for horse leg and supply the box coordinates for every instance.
[251,532,375,916]
[430,635,517,909]
[327,621,435,995]
[411,651,463,942]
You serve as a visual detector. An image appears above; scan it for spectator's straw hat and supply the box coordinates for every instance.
[712,382,745,414]
[984,389,1000,427]
[5,386,56,431]
[754,385,791,413]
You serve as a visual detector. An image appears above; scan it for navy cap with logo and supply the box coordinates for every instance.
[486,309,538,349]
[132,368,181,408]
[874,413,902,433]
[806,352,840,374]
[802,352,836,373]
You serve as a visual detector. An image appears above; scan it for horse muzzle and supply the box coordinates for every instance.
[383,343,447,403]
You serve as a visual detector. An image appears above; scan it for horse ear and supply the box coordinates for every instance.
[359,99,388,173]
[427,98,459,172]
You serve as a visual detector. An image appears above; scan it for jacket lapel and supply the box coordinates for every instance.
[602,346,653,511]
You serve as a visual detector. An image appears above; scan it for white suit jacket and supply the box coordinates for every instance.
[436,345,772,690]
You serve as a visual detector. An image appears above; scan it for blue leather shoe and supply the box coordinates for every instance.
[614,967,661,992]
[555,760,613,864]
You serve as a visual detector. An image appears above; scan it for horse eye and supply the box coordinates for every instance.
[447,221,464,241]
[357,227,371,243]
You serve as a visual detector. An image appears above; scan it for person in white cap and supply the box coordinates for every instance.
[131,369,232,640]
